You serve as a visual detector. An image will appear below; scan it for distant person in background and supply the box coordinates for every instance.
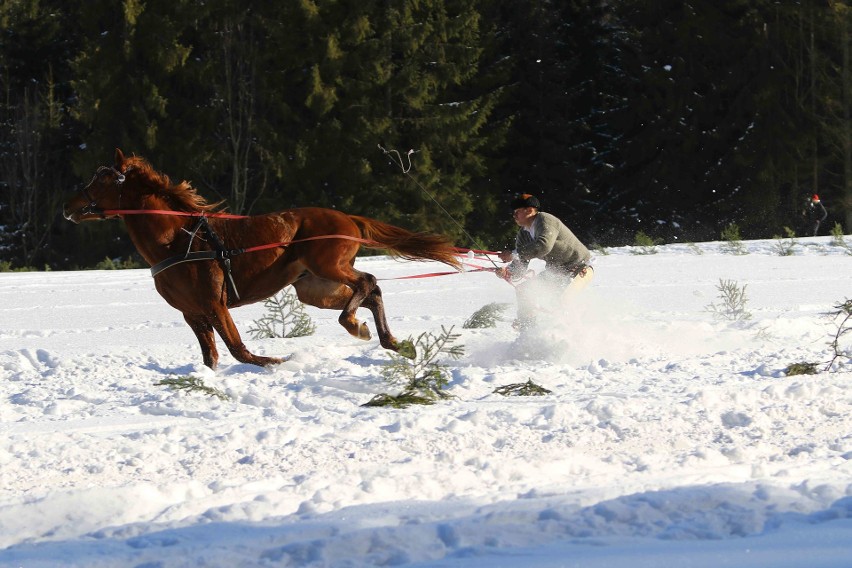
[497,193,593,329]
[802,194,827,236]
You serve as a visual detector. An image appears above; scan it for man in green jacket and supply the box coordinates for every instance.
[498,193,593,329]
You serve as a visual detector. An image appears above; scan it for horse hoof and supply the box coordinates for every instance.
[358,322,371,340]
[396,340,416,359]
[260,356,289,367]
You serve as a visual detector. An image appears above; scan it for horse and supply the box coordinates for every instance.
[63,149,462,369]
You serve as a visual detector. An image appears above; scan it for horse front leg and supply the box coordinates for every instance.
[208,304,286,367]
[183,313,219,369]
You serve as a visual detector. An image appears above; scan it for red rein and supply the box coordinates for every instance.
[103,208,500,280]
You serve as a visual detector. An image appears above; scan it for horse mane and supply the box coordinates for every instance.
[124,155,224,213]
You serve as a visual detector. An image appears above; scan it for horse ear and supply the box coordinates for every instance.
[114,148,126,167]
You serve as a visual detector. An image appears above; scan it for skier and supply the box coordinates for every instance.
[497,193,593,329]
[802,194,827,237]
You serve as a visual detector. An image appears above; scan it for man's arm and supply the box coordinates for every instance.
[516,216,557,261]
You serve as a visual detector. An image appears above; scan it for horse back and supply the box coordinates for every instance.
[280,207,362,240]
[210,207,360,249]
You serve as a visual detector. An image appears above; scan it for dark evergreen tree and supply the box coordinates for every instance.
[171,1,286,215]
[603,1,776,242]
[483,0,627,246]
[70,0,194,174]
[0,0,83,267]
[727,2,851,237]
[256,0,497,244]
[66,0,202,265]
[4,0,852,268]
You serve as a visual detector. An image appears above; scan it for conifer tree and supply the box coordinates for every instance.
[484,0,627,244]
[169,2,276,215]
[604,0,780,242]
[0,0,82,266]
[61,0,199,265]
[258,0,498,243]
[70,0,193,176]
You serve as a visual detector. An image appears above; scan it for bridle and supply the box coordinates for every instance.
[74,165,127,217]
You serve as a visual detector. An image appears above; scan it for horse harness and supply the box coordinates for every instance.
[148,217,374,302]
[78,166,127,217]
[151,216,248,301]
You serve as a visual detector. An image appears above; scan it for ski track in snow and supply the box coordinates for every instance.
[0,238,851,567]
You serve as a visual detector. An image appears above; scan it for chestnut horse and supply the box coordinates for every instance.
[63,149,461,369]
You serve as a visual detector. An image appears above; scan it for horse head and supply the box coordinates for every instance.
[63,148,133,223]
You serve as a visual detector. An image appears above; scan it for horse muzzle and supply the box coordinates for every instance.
[63,202,107,223]
[62,204,82,223]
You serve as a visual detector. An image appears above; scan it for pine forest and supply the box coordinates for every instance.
[1,0,851,269]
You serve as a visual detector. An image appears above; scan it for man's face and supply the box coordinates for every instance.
[511,207,536,227]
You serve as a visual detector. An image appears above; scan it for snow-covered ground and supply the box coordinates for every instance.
[1,237,851,567]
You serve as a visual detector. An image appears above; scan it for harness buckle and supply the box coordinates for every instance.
[217,248,245,259]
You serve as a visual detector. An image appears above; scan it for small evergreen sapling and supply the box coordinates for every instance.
[783,299,852,375]
[720,223,748,255]
[248,287,316,339]
[771,227,798,256]
[706,279,752,322]
[631,230,662,255]
[830,223,852,254]
[826,299,852,371]
[686,242,704,255]
[493,379,552,396]
[463,302,511,329]
[155,375,230,401]
[784,362,819,376]
[364,326,464,408]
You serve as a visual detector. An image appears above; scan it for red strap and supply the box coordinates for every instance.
[105,209,499,256]
[241,234,381,253]
[104,207,510,281]
[382,265,495,281]
[103,209,249,219]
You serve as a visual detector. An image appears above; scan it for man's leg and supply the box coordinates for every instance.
[512,269,571,329]
[513,280,539,329]
[562,266,594,304]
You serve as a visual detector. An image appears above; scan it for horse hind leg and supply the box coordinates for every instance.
[338,278,372,341]
[360,285,416,358]
[360,285,406,352]
[338,271,397,346]
[292,275,371,341]
[292,272,411,354]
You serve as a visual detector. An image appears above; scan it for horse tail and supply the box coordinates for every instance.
[350,215,462,270]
